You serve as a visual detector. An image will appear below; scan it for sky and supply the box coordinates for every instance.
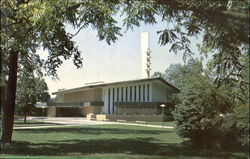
[38,20,201,96]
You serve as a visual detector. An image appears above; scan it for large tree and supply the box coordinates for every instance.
[1,0,248,143]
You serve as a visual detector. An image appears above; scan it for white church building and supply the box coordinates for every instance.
[36,33,180,120]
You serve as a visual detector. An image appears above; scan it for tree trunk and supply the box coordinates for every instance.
[0,49,2,115]
[0,46,2,139]
[1,50,18,143]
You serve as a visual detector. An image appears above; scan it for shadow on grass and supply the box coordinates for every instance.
[3,126,249,158]
[2,139,248,159]
[14,126,169,135]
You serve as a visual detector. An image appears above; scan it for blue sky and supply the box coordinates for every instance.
[39,20,202,95]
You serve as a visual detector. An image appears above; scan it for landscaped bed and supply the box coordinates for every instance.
[1,125,248,159]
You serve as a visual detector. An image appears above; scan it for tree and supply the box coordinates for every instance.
[174,73,235,141]
[173,56,248,147]
[152,59,203,89]
[16,69,50,123]
[1,0,83,143]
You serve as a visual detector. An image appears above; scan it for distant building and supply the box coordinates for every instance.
[36,77,179,117]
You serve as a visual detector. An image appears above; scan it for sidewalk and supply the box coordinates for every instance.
[14,117,174,129]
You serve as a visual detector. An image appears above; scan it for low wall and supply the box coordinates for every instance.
[87,114,96,120]
[95,114,167,122]
[82,106,103,116]
[96,114,107,121]
[116,107,161,115]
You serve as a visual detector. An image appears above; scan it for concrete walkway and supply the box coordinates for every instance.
[14,117,174,129]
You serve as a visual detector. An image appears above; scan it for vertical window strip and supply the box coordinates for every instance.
[108,88,110,114]
[112,88,115,114]
[130,86,132,101]
[134,85,137,101]
[138,85,141,101]
[125,87,128,101]
[117,88,119,101]
[143,84,145,101]
[147,84,150,101]
[121,87,123,101]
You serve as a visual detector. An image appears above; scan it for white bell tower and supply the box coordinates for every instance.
[141,32,151,78]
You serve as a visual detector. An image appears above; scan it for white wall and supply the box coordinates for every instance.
[102,81,176,114]
[102,82,152,114]
[151,82,169,103]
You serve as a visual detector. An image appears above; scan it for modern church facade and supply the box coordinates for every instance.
[40,77,179,117]
[36,33,180,120]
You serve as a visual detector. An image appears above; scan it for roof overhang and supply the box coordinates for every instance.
[52,77,180,95]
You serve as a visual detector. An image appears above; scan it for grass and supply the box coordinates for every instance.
[1,125,248,159]
[146,121,176,127]
[125,121,176,127]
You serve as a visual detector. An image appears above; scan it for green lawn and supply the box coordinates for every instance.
[125,121,176,127]
[146,121,176,127]
[1,125,248,159]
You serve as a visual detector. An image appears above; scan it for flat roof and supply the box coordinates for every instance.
[52,77,180,95]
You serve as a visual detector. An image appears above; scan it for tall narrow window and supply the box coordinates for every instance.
[134,85,137,101]
[130,86,132,101]
[121,87,123,101]
[147,84,150,101]
[108,89,110,114]
[143,84,145,101]
[138,85,141,101]
[117,88,119,101]
[112,88,115,114]
[125,87,128,101]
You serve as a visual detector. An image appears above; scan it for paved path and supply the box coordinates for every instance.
[14,117,174,129]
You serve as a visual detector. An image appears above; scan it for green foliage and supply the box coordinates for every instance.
[155,0,248,82]
[174,73,235,140]
[152,58,203,90]
[171,57,249,147]
[208,104,249,148]
[16,69,50,117]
